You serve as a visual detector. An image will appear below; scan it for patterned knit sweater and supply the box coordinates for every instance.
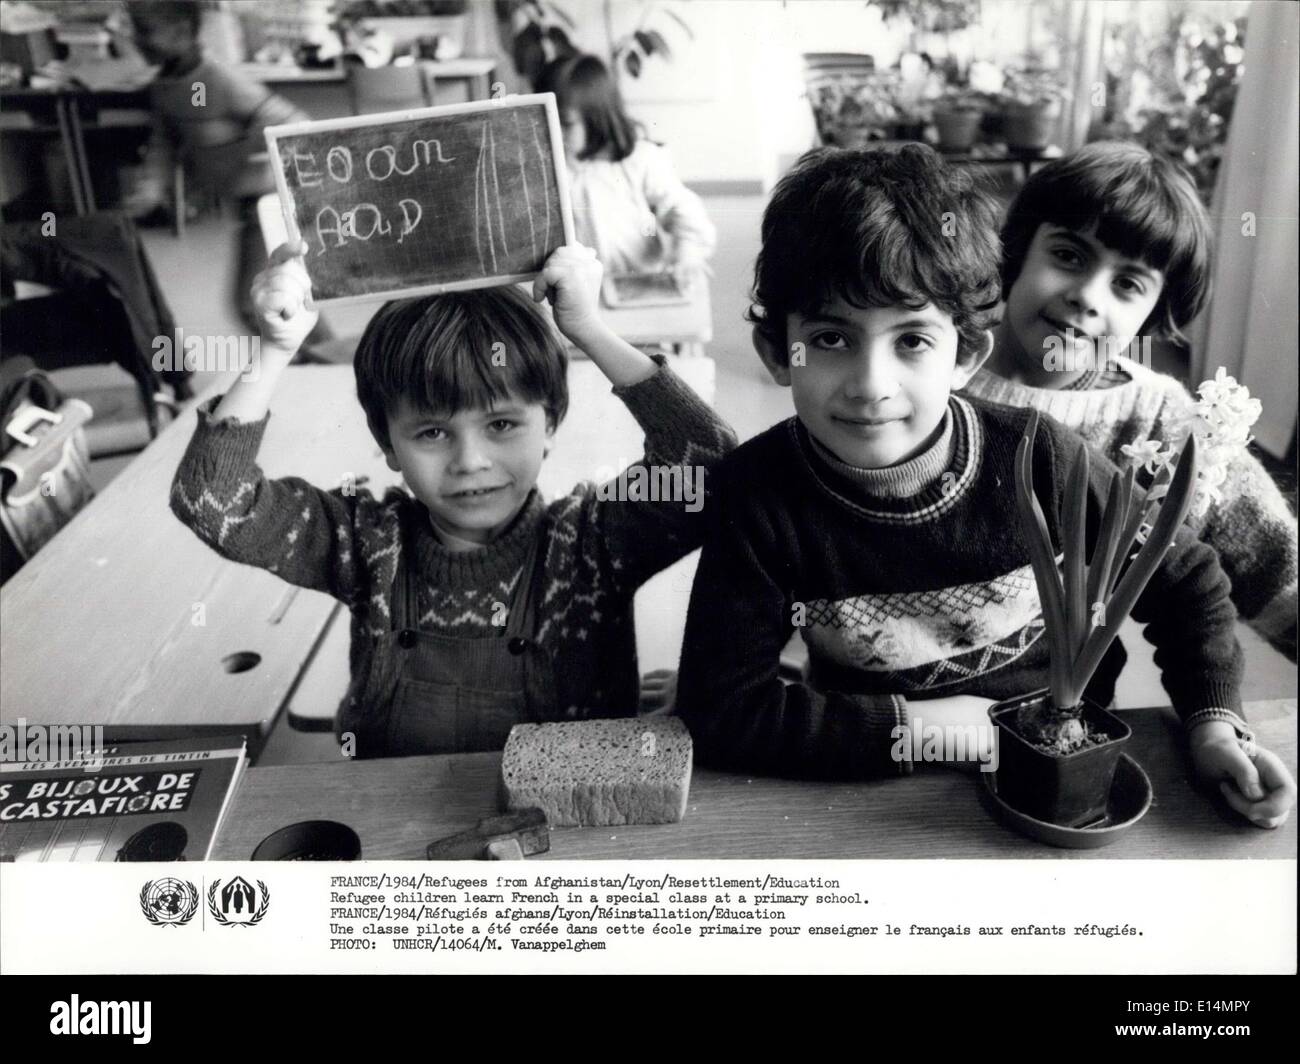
[677,395,1243,781]
[170,361,737,743]
[962,357,1297,661]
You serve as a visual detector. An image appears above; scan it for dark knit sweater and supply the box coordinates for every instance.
[677,395,1244,780]
[170,361,736,738]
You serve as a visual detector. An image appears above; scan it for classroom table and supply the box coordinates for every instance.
[212,699,1297,860]
[0,58,500,217]
[597,275,713,356]
[0,360,717,751]
[248,58,501,106]
[0,85,151,215]
[0,367,398,750]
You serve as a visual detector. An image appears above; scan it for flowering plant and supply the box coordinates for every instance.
[1121,367,1262,524]
[1017,411,1198,737]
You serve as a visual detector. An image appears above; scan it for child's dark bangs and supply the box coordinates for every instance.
[1038,166,1184,277]
[405,299,555,421]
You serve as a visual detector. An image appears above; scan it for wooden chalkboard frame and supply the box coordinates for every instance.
[263,93,575,307]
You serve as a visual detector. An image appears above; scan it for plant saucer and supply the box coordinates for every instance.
[981,753,1152,849]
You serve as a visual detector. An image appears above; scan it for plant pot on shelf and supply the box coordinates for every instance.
[892,120,928,142]
[1001,99,1061,152]
[989,690,1131,827]
[825,120,889,149]
[933,107,982,151]
[357,14,468,59]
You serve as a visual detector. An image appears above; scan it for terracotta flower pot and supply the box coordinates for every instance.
[934,108,982,151]
[1001,100,1061,151]
[989,690,1130,827]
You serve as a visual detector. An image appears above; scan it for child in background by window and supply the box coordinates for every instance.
[962,142,1297,662]
[537,54,716,284]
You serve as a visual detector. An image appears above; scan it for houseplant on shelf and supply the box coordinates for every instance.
[997,66,1068,152]
[989,409,1199,828]
[932,89,984,151]
[808,70,901,149]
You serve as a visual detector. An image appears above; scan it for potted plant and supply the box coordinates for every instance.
[989,409,1199,827]
[932,90,984,151]
[495,0,578,89]
[808,71,901,149]
[998,66,1068,151]
[608,1,693,79]
[892,103,931,143]
[345,0,471,60]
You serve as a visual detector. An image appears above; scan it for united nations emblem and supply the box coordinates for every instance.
[139,878,199,926]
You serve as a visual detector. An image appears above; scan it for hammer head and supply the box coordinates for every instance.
[425,807,549,860]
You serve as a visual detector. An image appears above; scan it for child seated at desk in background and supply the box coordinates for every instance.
[676,144,1294,828]
[170,243,735,758]
[960,141,1297,662]
[537,55,716,285]
[122,1,327,340]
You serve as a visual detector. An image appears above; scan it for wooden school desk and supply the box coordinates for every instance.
[0,360,716,751]
[212,699,1297,859]
[597,275,713,357]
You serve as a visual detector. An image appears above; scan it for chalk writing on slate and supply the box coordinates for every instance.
[265,95,574,304]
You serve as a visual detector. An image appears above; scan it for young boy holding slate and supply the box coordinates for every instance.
[170,241,735,757]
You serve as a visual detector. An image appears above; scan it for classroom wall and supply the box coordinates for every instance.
[496,0,1073,189]
[535,0,913,190]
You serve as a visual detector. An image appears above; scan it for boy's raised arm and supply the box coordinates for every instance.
[532,245,737,591]
[169,243,373,607]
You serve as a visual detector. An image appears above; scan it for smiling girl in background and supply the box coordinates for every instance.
[537,55,716,283]
[963,142,1297,662]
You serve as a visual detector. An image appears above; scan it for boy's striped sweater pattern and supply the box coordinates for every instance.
[170,361,736,744]
[678,395,1244,780]
[963,356,1297,660]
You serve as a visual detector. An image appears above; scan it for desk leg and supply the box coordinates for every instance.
[65,101,97,213]
[53,98,87,216]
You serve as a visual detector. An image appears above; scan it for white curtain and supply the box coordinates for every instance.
[1058,0,1107,152]
[1193,0,1299,459]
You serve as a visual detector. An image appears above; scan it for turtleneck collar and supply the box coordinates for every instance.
[406,491,546,590]
[808,407,956,500]
[794,395,981,522]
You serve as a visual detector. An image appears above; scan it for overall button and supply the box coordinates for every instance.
[398,629,417,649]
[507,637,528,656]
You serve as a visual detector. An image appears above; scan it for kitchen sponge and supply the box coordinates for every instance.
[500,717,693,827]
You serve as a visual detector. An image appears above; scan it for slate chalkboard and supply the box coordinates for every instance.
[264,94,574,305]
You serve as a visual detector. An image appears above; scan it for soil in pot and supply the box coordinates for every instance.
[989,691,1130,828]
